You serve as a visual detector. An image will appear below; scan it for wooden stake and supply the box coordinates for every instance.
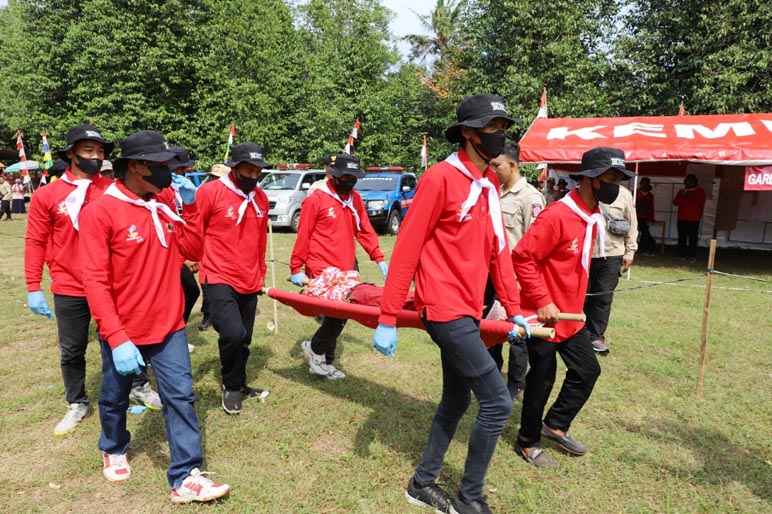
[268,220,279,333]
[696,238,717,398]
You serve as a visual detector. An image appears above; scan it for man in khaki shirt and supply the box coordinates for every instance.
[0,176,12,220]
[584,183,638,353]
[487,142,545,399]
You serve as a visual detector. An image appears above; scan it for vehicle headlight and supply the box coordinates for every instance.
[277,197,293,205]
[368,200,387,210]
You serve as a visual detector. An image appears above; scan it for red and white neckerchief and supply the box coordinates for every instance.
[219,173,263,225]
[445,152,506,253]
[59,174,95,231]
[560,193,605,275]
[320,181,361,232]
[104,183,184,248]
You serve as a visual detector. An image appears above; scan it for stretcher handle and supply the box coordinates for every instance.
[557,312,585,322]
[515,325,555,339]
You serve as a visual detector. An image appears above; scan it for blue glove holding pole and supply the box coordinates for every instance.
[171,173,197,205]
[378,261,389,281]
[290,272,309,287]
[28,291,53,319]
[112,341,146,375]
[372,324,398,356]
[507,315,531,341]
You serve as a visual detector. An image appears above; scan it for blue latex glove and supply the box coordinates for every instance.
[290,272,309,287]
[507,315,532,341]
[378,261,389,281]
[112,341,146,376]
[28,291,53,319]
[372,324,398,356]
[172,173,197,205]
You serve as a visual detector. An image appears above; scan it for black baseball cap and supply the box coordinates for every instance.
[328,154,364,178]
[445,93,519,144]
[57,124,114,161]
[169,145,195,171]
[576,147,636,178]
[225,142,273,169]
[324,152,341,166]
[684,173,698,183]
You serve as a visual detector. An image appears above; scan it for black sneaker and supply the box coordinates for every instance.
[405,478,452,513]
[197,317,211,331]
[221,386,242,415]
[241,386,270,401]
[450,493,493,514]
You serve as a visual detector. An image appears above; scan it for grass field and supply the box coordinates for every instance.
[0,214,770,513]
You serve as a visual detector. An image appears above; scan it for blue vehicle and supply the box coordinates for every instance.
[354,168,417,235]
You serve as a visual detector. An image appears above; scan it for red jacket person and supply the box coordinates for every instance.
[373,93,530,514]
[79,130,230,504]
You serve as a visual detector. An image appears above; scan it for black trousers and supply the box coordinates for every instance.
[0,199,11,219]
[584,255,623,342]
[54,295,148,404]
[180,265,200,324]
[677,220,700,258]
[517,328,601,448]
[203,283,257,391]
[637,218,656,254]
[310,316,347,364]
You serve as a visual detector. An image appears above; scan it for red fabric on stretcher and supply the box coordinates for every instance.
[265,287,515,347]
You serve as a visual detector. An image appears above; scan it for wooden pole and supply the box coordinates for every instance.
[696,238,717,398]
[268,220,279,333]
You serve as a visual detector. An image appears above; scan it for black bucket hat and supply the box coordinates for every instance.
[575,147,636,178]
[445,93,519,144]
[169,145,195,171]
[329,154,364,178]
[57,124,115,161]
[113,130,177,176]
[225,142,273,169]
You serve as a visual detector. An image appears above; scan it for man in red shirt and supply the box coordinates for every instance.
[512,146,635,468]
[24,124,160,436]
[672,173,705,260]
[372,93,530,514]
[79,130,230,504]
[290,153,388,380]
[636,177,656,256]
[196,142,270,415]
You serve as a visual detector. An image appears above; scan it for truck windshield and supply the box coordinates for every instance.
[260,173,300,190]
[355,176,397,192]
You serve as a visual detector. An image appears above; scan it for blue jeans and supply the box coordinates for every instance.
[98,329,203,489]
[415,316,513,503]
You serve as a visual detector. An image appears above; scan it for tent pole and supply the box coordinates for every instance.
[696,238,717,398]
[627,163,639,281]
[268,220,279,334]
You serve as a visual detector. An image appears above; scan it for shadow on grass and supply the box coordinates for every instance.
[619,419,772,504]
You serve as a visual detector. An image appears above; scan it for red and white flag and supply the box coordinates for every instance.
[537,88,548,119]
[224,124,236,161]
[16,130,30,183]
[420,135,428,169]
[343,118,360,154]
[678,101,685,116]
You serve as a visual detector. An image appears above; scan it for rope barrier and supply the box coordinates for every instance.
[710,269,772,283]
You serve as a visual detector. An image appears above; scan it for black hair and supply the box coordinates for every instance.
[500,142,520,164]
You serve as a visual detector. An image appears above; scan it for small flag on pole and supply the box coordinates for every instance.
[678,101,685,116]
[537,88,548,119]
[41,129,53,184]
[224,124,236,162]
[343,118,360,154]
[420,135,428,170]
[16,130,30,184]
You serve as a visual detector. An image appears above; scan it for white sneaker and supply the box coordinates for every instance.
[301,340,346,380]
[54,403,89,435]
[188,343,196,353]
[102,452,131,482]
[130,382,162,410]
[170,468,231,504]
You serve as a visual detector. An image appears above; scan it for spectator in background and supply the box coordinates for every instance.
[555,178,569,200]
[99,160,114,179]
[672,173,705,261]
[12,178,25,213]
[50,159,68,181]
[635,177,656,256]
[584,183,638,354]
[0,176,12,220]
[543,177,557,205]
[307,152,339,194]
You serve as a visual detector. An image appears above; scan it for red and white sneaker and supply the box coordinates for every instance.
[170,468,231,504]
[102,452,131,482]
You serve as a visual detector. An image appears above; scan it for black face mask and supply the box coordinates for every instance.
[75,154,103,176]
[237,175,258,194]
[332,176,357,195]
[473,130,506,161]
[141,164,172,190]
[593,179,620,204]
